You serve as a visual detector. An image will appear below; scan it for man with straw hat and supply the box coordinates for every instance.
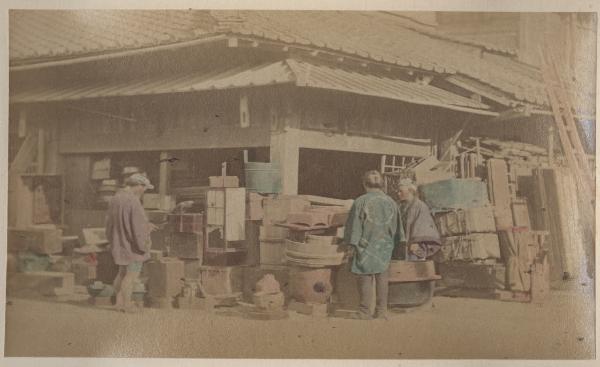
[105,173,157,312]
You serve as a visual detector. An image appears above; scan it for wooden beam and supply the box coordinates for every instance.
[446,75,513,107]
[293,128,431,156]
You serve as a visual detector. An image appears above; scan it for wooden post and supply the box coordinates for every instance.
[475,137,481,166]
[15,176,34,228]
[270,129,299,195]
[18,109,27,138]
[380,155,387,173]
[240,92,250,128]
[45,122,60,174]
[158,151,170,199]
[37,127,45,174]
[548,124,555,166]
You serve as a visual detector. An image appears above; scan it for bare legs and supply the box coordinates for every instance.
[113,265,141,312]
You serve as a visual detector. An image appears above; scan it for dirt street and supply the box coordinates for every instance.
[4,287,595,359]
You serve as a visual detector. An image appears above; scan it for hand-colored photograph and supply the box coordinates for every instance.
[3,7,597,361]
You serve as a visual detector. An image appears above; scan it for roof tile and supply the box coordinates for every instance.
[9,10,594,111]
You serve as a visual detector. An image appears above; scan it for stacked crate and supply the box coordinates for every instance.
[167,213,204,262]
[419,179,504,292]
[434,207,505,291]
[6,225,77,297]
[259,196,310,265]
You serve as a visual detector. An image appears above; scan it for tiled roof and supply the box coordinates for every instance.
[9,10,589,110]
[9,10,216,60]
[10,59,491,114]
[225,11,549,106]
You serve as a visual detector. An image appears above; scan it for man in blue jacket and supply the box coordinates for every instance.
[343,170,406,320]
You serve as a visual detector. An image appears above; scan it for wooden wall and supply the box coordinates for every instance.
[56,90,273,154]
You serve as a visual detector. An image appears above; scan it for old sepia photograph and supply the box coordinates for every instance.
[2,4,598,363]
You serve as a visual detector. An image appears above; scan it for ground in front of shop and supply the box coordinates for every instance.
[4,286,595,359]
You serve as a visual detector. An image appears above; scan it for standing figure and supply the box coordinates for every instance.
[344,170,406,320]
[105,173,157,312]
[395,178,441,261]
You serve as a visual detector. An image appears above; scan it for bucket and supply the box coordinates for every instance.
[244,161,282,194]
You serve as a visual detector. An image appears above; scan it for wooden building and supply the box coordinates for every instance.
[7,10,595,241]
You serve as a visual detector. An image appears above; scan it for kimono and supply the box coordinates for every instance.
[399,197,441,260]
[343,190,406,274]
[105,190,151,265]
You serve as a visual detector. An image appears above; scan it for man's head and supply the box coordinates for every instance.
[124,173,154,197]
[397,178,417,201]
[362,170,384,192]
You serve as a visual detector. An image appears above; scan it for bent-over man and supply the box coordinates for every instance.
[344,170,406,320]
[395,178,441,261]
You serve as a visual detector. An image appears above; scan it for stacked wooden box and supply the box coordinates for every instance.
[419,178,503,292]
[168,213,204,261]
[259,196,310,265]
[6,225,79,297]
[434,206,503,291]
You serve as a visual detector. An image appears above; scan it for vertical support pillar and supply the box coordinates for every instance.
[45,121,60,174]
[36,127,45,174]
[548,124,555,167]
[18,109,27,138]
[270,129,299,195]
[159,151,170,199]
[475,137,481,165]
[15,176,33,228]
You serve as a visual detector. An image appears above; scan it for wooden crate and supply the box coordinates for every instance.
[146,257,185,298]
[259,241,286,265]
[434,207,496,236]
[437,233,501,262]
[168,213,204,233]
[437,262,506,290]
[8,227,63,255]
[169,232,204,260]
[199,266,244,296]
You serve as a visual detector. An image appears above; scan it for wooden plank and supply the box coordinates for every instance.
[295,128,431,157]
[487,158,511,206]
[554,169,588,279]
[297,195,354,208]
[511,200,532,228]
[538,169,569,280]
